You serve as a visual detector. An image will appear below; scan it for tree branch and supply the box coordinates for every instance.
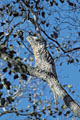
[41,28,80,54]
[0,110,34,117]
[0,48,80,118]
[21,0,42,39]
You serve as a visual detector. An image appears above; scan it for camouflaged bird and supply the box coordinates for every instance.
[27,35,58,104]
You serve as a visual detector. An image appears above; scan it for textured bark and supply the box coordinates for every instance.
[26,35,80,118]
[0,48,80,118]
[27,35,58,104]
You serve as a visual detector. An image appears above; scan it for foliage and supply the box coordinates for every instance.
[0,0,80,119]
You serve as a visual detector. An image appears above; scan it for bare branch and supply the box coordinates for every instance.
[41,28,80,54]
[3,17,28,45]
[21,0,42,39]
[0,110,34,117]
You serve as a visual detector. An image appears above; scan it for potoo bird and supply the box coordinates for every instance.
[27,35,58,104]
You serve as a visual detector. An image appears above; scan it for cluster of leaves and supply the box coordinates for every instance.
[0,77,14,105]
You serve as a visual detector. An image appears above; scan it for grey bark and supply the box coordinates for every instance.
[26,35,80,118]
[0,47,80,118]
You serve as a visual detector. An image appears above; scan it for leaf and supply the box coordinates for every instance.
[66,110,71,114]
[76,59,79,63]
[7,62,12,68]
[7,96,13,104]
[4,80,11,90]
[0,8,3,11]
[13,11,19,17]
[46,23,50,27]
[29,57,33,62]
[0,84,3,89]
[24,58,27,62]
[60,0,64,3]
[21,74,27,80]
[1,22,5,26]
[1,98,5,105]
[13,34,17,37]
[41,20,46,24]
[78,32,80,36]
[0,32,4,36]
[68,85,72,88]
[0,92,3,98]
[3,67,7,72]
[61,104,67,110]
[49,2,53,6]
[14,74,19,79]
[58,111,62,115]
[9,44,14,49]
[42,11,45,18]
[9,70,12,75]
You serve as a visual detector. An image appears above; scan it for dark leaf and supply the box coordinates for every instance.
[6,20,10,23]
[14,74,19,79]
[67,59,74,64]
[1,22,5,26]
[0,92,3,98]
[16,0,20,2]
[21,74,27,80]
[6,4,10,7]
[78,32,80,36]
[66,110,70,114]
[33,104,36,110]
[13,34,17,37]
[54,31,58,38]
[7,62,12,68]
[55,2,58,6]
[0,8,3,11]
[5,85,10,90]
[0,32,4,36]
[42,110,46,114]
[71,90,75,94]
[3,67,7,72]
[70,59,74,63]
[10,50,16,54]
[41,20,46,24]
[76,59,79,63]
[46,23,50,27]
[42,12,45,18]
[8,53,14,58]
[3,78,7,81]
[4,80,11,86]
[9,70,12,75]
[13,11,19,17]
[7,96,13,104]
[1,98,5,105]
[60,0,64,3]
[0,84,3,89]
[58,111,62,115]
[20,109,24,112]
[49,2,53,6]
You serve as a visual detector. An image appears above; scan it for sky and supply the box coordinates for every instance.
[0,0,80,120]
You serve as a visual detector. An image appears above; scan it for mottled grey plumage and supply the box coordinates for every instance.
[27,35,58,104]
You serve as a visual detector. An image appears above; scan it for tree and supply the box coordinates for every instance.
[0,0,80,119]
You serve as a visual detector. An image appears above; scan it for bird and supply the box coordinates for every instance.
[27,35,58,104]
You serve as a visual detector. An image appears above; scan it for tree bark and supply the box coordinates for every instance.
[0,48,80,118]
